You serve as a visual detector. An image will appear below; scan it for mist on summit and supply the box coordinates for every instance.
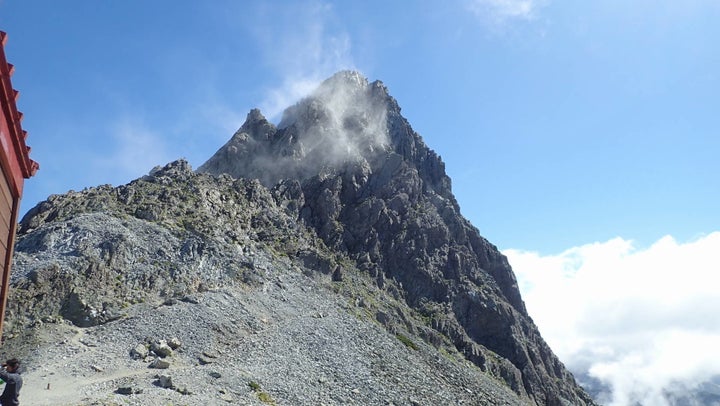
[199,71,392,186]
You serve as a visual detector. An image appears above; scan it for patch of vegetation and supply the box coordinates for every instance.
[257,391,275,405]
[438,346,457,362]
[248,381,276,405]
[396,333,419,350]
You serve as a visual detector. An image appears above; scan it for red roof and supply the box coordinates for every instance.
[0,30,38,197]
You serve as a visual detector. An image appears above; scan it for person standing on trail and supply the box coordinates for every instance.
[0,359,22,406]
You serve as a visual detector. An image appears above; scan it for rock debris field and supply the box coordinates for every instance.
[8,264,525,406]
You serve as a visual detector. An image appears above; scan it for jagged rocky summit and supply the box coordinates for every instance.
[199,71,594,403]
[5,71,596,405]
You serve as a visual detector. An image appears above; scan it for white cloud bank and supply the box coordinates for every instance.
[505,233,720,406]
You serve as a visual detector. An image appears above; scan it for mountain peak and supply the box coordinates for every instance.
[10,71,597,405]
[194,72,598,405]
[201,71,400,186]
[277,70,389,142]
[319,70,370,92]
[246,107,268,124]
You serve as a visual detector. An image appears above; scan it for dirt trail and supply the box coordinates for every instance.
[21,366,152,406]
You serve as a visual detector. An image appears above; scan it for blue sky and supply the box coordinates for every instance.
[2,1,720,404]
[2,0,717,254]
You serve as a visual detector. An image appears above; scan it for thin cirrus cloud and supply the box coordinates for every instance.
[505,232,720,405]
[91,119,176,184]
[465,0,542,22]
[247,1,356,121]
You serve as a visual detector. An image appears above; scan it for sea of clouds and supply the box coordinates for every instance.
[506,232,720,405]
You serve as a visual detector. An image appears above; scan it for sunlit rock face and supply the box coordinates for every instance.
[198,71,596,405]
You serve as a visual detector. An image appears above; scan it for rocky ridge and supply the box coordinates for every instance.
[5,161,528,405]
[2,71,596,405]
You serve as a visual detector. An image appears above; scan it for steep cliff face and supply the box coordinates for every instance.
[198,71,595,405]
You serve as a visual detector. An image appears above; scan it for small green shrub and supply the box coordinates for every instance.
[396,333,419,350]
[257,391,275,404]
[248,381,276,405]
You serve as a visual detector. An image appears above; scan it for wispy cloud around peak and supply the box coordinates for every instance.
[249,1,355,121]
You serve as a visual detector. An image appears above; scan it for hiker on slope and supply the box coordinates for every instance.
[0,359,22,406]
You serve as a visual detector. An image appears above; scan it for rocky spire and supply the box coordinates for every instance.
[200,71,393,185]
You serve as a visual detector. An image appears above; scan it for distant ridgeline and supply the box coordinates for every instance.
[8,71,595,405]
